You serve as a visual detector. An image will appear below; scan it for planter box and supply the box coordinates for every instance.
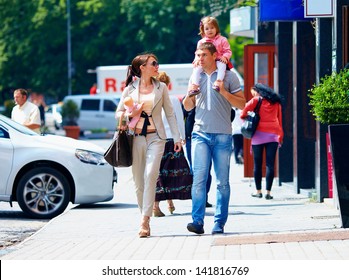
[329,124,349,228]
[64,125,80,139]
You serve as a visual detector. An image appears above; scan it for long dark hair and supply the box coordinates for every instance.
[253,83,282,104]
[125,53,158,86]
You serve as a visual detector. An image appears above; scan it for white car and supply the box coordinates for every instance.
[62,94,120,134]
[45,103,63,130]
[0,114,116,219]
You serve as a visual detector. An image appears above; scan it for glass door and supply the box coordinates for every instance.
[243,44,276,177]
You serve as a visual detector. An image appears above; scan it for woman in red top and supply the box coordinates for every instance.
[240,83,283,199]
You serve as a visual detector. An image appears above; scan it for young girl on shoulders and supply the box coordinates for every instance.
[189,16,233,96]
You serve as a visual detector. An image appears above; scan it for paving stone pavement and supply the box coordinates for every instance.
[1,151,348,261]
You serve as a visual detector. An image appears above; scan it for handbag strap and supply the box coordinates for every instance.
[118,111,127,131]
[254,97,262,113]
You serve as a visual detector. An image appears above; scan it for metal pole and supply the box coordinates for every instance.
[67,0,72,95]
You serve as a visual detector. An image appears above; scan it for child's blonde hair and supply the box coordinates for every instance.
[199,16,220,38]
[157,71,171,86]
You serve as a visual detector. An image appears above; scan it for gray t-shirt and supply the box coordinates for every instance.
[193,70,241,134]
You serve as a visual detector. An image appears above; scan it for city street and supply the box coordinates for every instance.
[1,137,348,279]
[0,201,48,255]
[2,139,347,262]
[1,1,347,279]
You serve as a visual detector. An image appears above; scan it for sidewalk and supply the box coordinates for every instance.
[1,152,348,260]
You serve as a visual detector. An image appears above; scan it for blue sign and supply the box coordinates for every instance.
[260,0,312,21]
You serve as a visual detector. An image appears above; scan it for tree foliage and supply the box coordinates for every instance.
[308,69,349,124]
[0,0,250,103]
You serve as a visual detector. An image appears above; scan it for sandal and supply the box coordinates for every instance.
[153,208,165,217]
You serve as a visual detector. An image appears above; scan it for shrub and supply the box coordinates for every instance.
[61,99,80,126]
[2,99,15,118]
[308,69,349,124]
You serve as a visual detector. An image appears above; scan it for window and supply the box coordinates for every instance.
[103,99,118,112]
[0,127,9,138]
[81,99,100,111]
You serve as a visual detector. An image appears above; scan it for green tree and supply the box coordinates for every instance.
[118,0,201,63]
[0,0,67,101]
[0,0,252,104]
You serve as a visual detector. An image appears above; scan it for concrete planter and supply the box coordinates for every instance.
[329,124,349,228]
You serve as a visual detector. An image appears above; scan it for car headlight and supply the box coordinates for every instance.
[75,149,108,165]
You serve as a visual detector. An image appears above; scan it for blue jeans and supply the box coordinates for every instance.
[191,131,232,226]
[186,137,212,197]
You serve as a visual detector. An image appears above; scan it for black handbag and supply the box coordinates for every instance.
[104,135,118,167]
[241,97,262,139]
[104,130,133,167]
[104,111,134,167]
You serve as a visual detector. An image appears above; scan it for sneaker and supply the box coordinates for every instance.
[187,222,204,234]
[212,223,224,234]
[251,193,262,198]
[188,89,201,97]
[265,194,273,200]
[212,85,220,92]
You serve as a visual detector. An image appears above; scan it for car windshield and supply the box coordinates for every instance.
[0,114,38,136]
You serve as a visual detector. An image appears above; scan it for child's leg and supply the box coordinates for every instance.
[191,65,203,87]
[188,66,203,96]
[216,61,226,81]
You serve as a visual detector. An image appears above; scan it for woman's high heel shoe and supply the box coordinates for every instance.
[153,208,165,217]
[167,200,175,214]
[139,216,150,238]
[168,205,175,214]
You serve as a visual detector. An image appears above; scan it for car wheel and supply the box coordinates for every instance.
[16,167,70,219]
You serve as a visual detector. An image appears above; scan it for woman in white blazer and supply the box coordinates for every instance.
[116,53,182,237]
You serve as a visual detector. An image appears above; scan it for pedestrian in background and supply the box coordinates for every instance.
[115,54,182,237]
[183,107,213,208]
[11,88,41,134]
[153,71,191,217]
[240,83,283,200]
[31,92,46,129]
[232,107,244,164]
[90,83,97,95]
[183,42,245,235]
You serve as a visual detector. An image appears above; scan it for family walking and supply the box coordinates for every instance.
[115,15,282,237]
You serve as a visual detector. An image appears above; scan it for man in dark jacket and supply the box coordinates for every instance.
[183,105,212,208]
